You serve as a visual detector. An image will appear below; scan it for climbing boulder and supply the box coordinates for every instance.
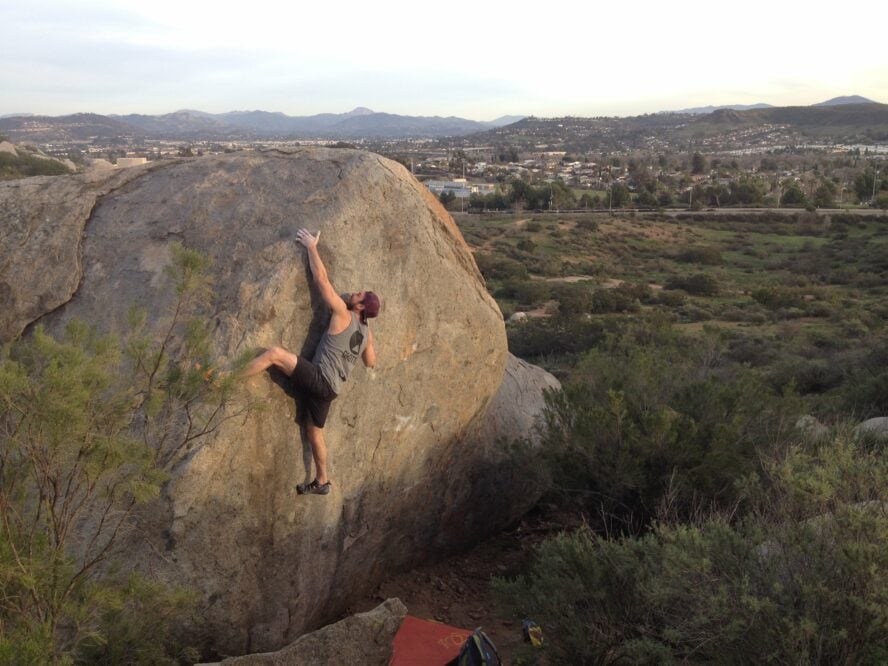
[0,148,555,655]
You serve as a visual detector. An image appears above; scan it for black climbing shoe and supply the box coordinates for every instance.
[297,479,331,495]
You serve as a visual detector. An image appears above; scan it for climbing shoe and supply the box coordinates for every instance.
[297,479,331,495]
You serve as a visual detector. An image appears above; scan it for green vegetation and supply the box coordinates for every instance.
[495,431,888,664]
[0,244,248,662]
[454,209,888,663]
[0,148,72,180]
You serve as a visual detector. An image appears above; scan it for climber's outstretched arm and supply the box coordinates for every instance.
[297,229,349,324]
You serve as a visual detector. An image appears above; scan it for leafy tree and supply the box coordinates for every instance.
[729,178,765,205]
[549,180,577,209]
[578,192,597,208]
[780,180,808,207]
[609,183,631,208]
[496,145,520,163]
[0,243,248,661]
[853,168,878,201]
[703,182,729,207]
[812,179,837,207]
[636,188,659,207]
[691,152,707,175]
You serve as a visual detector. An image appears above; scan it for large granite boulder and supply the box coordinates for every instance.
[0,149,556,655]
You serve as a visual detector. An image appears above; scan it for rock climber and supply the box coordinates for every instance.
[243,228,379,495]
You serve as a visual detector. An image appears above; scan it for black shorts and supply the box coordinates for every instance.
[289,356,337,428]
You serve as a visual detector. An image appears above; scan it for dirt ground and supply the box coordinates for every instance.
[347,505,580,664]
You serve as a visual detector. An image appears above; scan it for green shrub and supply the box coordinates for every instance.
[507,317,607,359]
[575,218,599,232]
[475,254,529,281]
[676,246,723,265]
[751,286,804,309]
[0,243,247,661]
[551,282,594,315]
[516,238,536,253]
[0,151,72,180]
[656,289,687,307]
[495,432,888,664]
[498,279,551,308]
[540,322,798,524]
[664,273,720,296]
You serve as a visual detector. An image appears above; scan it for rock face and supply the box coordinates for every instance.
[0,149,557,655]
[0,165,153,341]
[208,598,407,666]
[854,417,888,442]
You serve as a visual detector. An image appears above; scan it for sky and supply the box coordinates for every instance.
[3,0,887,121]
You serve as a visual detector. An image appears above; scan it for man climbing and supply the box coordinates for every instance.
[242,228,379,495]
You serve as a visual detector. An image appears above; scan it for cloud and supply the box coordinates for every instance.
[2,0,886,117]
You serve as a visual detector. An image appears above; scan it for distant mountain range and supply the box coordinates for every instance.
[660,95,878,115]
[0,108,525,142]
[467,101,888,154]
[661,103,774,115]
[2,97,884,146]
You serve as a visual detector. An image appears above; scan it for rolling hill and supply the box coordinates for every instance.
[0,108,525,142]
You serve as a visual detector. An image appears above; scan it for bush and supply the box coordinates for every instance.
[664,273,720,296]
[0,243,247,661]
[768,357,845,394]
[475,254,529,281]
[575,218,599,232]
[676,246,723,265]
[495,432,888,664]
[507,317,607,359]
[516,238,536,253]
[0,151,72,180]
[551,282,594,315]
[656,289,687,307]
[538,322,798,525]
[751,286,804,309]
[498,279,550,308]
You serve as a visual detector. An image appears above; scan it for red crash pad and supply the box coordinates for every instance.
[390,615,472,665]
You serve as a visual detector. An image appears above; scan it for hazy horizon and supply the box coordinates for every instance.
[3,0,887,121]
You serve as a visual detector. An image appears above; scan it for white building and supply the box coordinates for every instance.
[424,178,497,199]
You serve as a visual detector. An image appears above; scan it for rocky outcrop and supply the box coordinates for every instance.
[436,354,561,545]
[0,149,557,655]
[795,415,829,442]
[202,598,406,666]
[0,164,156,341]
[854,417,888,442]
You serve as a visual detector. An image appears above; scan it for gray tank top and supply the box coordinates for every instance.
[313,312,368,396]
